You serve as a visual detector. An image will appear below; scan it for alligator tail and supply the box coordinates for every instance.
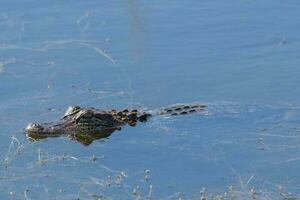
[116,103,207,126]
[157,103,207,116]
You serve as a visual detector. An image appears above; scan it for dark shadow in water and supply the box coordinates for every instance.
[67,128,119,146]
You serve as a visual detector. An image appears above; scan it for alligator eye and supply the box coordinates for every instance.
[75,110,93,123]
[64,105,81,117]
[25,123,43,131]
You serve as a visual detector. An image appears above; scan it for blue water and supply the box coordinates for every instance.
[0,0,300,199]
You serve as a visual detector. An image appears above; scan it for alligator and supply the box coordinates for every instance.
[24,104,206,145]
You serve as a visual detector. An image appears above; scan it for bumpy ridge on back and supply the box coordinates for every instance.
[158,104,206,116]
[108,109,152,127]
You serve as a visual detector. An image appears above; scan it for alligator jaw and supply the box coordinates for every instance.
[24,120,121,145]
[24,122,66,140]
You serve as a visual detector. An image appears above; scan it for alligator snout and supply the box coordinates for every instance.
[25,123,44,132]
[24,122,47,140]
[24,121,62,140]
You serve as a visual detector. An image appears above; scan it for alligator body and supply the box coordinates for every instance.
[24,104,206,145]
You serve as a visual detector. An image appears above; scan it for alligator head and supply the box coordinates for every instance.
[24,106,124,145]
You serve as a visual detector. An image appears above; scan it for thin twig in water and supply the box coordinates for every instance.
[24,188,30,200]
[260,133,300,138]
[245,175,255,188]
[81,22,90,32]
[78,42,116,65]
[76,11,91,24]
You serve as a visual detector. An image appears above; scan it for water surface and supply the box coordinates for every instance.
[0,1,300,199]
